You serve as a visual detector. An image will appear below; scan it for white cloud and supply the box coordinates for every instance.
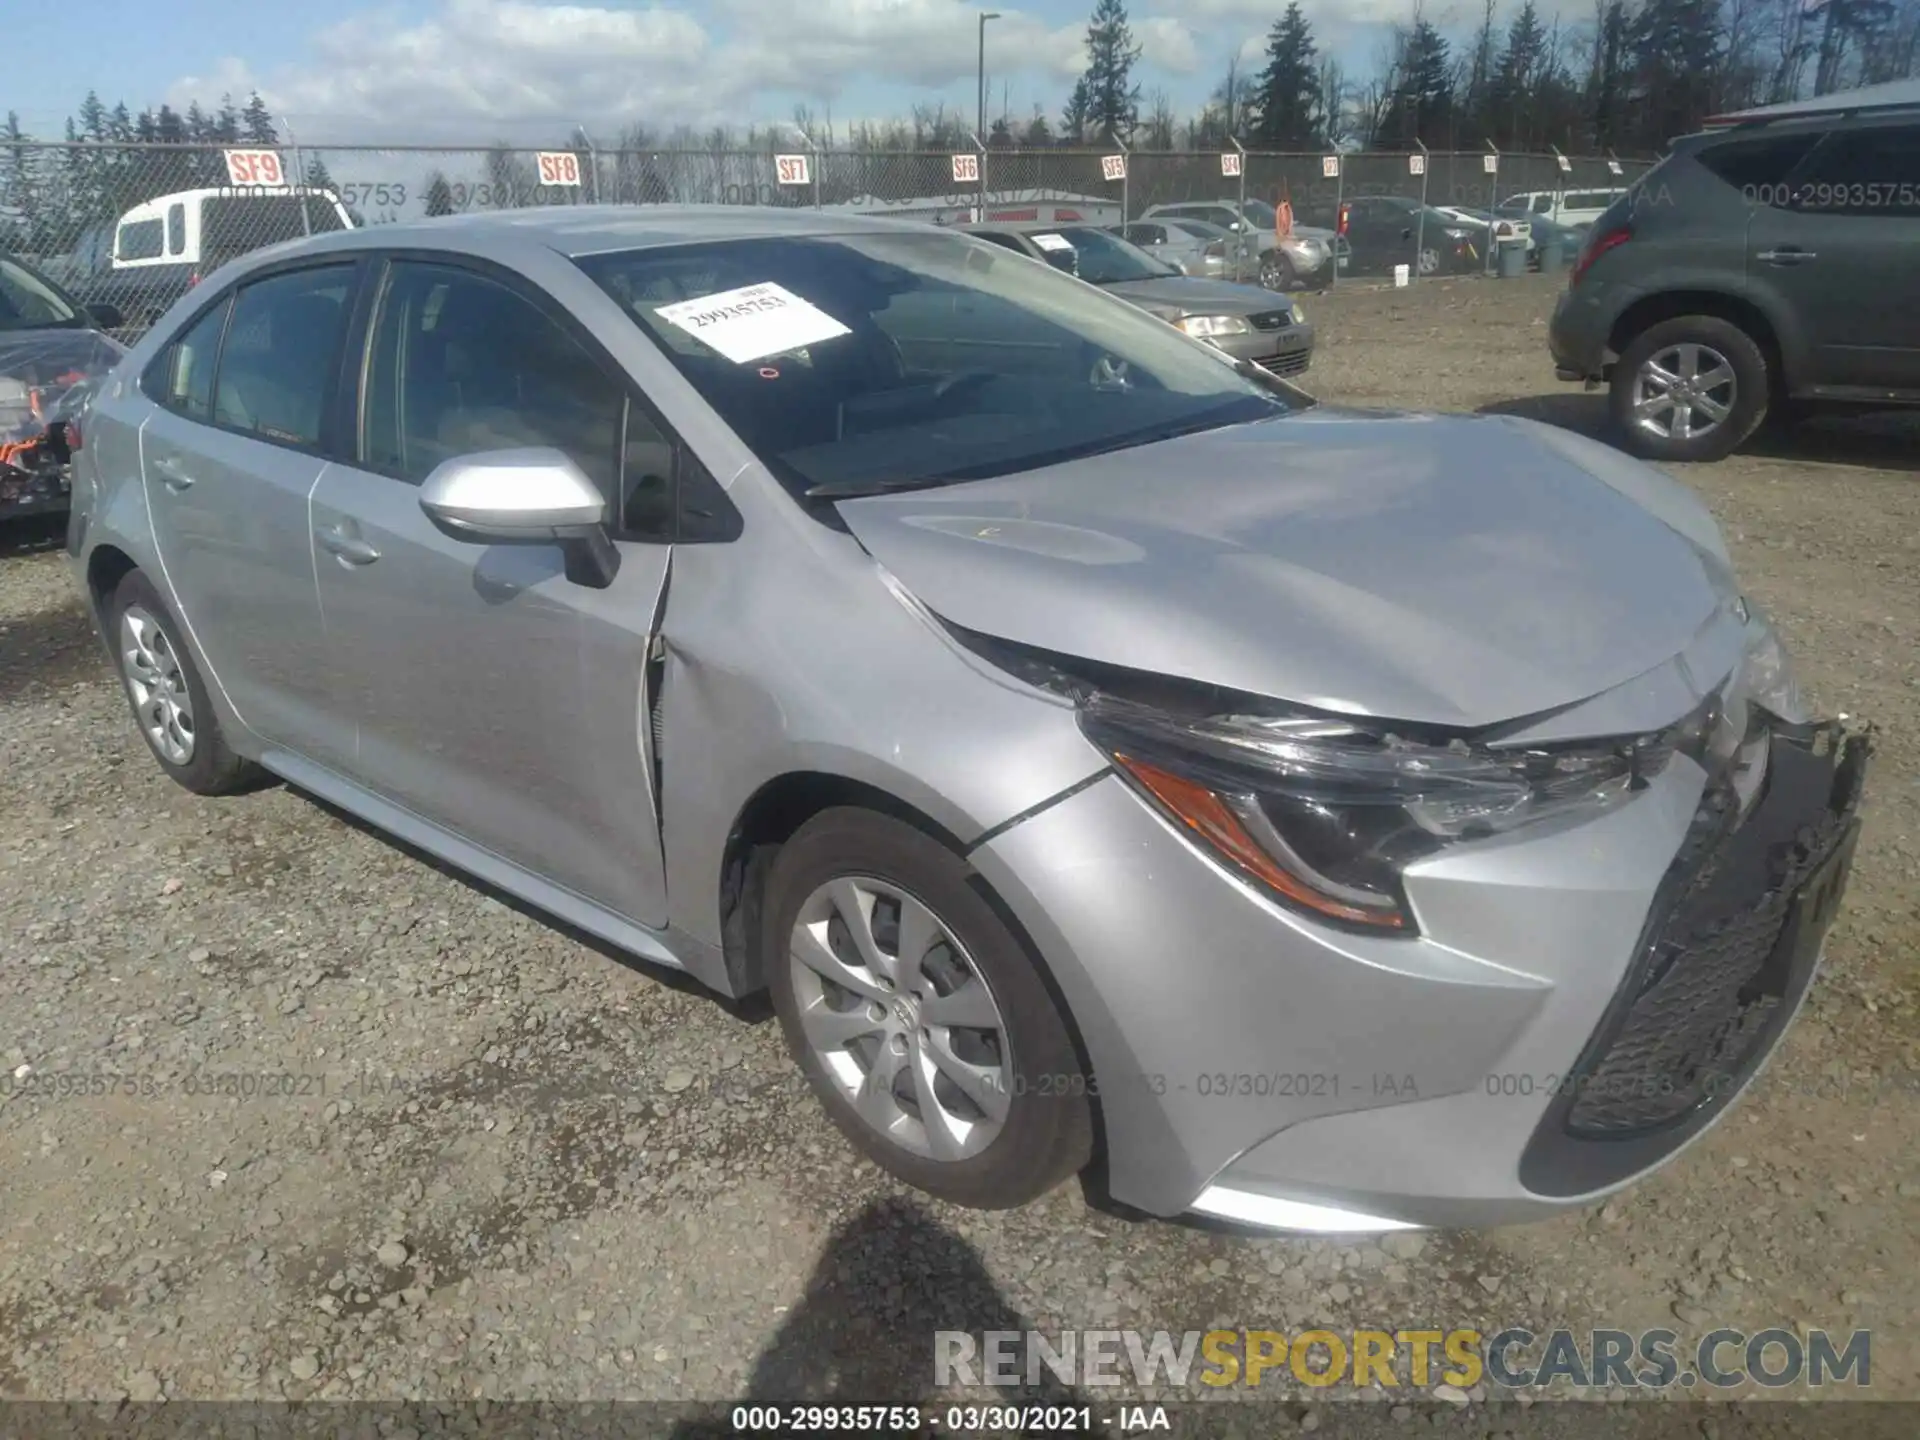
[170,0,1096,140]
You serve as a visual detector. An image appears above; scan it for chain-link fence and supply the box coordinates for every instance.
[1,139,1656,338]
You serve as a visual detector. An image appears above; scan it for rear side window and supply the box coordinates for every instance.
[1695,131,1826,200]
[117,219,164,262]
[201,196,349,267]
[361,260,623,490]
[1791,124,1920,216]
[166,204,186,256]
[211,265,354,448]
[151,299,231,420]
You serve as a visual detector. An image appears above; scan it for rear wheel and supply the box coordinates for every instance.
[1610,316,1769,463]
[106,569,259,795]
[764,807,1093,1209]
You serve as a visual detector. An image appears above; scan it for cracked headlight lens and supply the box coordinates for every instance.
[1739,598,1808,725]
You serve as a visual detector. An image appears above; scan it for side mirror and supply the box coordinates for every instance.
[86,302,125,330]
[419,447,620,587]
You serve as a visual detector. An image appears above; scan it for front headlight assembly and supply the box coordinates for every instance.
[950,615,1804,937]
[1175,314,1252,338]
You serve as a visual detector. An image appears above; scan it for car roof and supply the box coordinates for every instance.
[226,204,954,265]
[1703,76,1920,127]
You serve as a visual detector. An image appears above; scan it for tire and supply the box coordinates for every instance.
[106,569,259,795]
[1609,316,1769,463]
[764,807,1094,1209]
[1258,250,1296,291]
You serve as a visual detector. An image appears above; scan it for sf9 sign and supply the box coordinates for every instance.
[223,149,286,187]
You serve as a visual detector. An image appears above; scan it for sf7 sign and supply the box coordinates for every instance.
[775,154,811,186]
[223,149,286,187]
[535,151,582,186]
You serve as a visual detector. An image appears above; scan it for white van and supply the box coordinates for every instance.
[1497,188,1626,229]
[79,186,354,327]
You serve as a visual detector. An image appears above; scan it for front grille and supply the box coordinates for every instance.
[1563,728,1868,1138]
[1247,311,1292,331]
[1255,351,1310,378]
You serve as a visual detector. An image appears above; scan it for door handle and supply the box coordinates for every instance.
[151,455,194,491]
[1758,248,1817,265]
[317,524,381,566]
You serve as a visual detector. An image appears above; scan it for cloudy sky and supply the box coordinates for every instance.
[9,0,1499,143]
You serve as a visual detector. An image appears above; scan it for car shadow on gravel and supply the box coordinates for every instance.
[670,1196,1090,1438]
[0,596,103,705]
[1478,393,1920,473]
[0,513,67,559]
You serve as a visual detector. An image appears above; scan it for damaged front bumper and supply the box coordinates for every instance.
[1,425,76,520]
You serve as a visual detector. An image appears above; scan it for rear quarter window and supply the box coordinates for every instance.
[116,219,164,262]
[1694,131,1827,201]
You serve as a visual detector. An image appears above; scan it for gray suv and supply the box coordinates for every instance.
[1550,84,1920,462]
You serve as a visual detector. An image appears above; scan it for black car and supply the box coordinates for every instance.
[1549,78,1920,461]
[1334,195,1490,277]
[0,253,126,520]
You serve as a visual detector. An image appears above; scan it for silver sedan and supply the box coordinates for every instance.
[67,206,1867,1233]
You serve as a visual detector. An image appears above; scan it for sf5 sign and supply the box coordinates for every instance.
[535,152,583,186]
[1101,154,1127,182]
[223,149,286,187]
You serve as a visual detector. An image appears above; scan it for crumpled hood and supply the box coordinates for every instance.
[0,326,126,454]
[836,408,1737,730]
[1099,276,1291,318]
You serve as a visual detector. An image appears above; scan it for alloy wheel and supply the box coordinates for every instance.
[1631,342,1737,444]
[120,604,195,765]
[787,876,1012,1163]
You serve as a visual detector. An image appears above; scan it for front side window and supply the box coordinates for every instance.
[117,219,165,262]
[158,299,231,421]
[580,230,1300,500]
[212,266,354,448]
[362,261,623,489]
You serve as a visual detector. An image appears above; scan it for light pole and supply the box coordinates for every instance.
[977,11,1000,145]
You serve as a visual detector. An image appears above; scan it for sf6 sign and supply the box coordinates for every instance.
[223,149,286,187]
[536,151,583,186]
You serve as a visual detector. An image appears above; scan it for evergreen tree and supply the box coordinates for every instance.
[424,171,456,216]
[1061,76,1093,141]
[303,157,335,192]
[1379,20,1454,146]
[1252,2,1322,148]
[1491,0,1551,146]
[1077,0,1142,142]
[241,92,277,144]
[1022,107,1055,146]
[1630,0,1724,148]
[1590,0,1635,148]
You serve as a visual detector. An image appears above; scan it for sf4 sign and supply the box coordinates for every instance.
[1101,154,1127,182]
[1220,151,1242,177]
[535,151,582,186]
[223,149,286,187]
[775,154,811,186]
[951,152,980,184]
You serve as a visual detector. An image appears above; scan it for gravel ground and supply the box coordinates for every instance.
[1,273,1915,1431]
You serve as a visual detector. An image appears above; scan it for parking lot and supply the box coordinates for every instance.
[2,272,1916,1420]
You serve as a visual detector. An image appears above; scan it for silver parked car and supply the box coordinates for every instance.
[68,207,1868,1234]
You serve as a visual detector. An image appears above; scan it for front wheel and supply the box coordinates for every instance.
[1609,316,1769,463]
[764,807,1093,1209]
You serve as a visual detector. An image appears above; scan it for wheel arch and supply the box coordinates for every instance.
[713,767,1107,1165]
[1606,290,1792,402]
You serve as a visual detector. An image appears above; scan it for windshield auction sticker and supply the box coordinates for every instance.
[1030,232,1074,252]
[654,282,851,364]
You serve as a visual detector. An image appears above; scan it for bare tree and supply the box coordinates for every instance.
[1142,89,1177,148]
[1317,57,1350,148]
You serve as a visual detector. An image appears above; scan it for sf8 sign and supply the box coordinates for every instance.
[223,149,285,187]
[536,152,583,186]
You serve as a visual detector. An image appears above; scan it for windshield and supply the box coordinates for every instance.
[1239,199,1278,229]
[580,231,1300,498]
[1048,227,1180,283]
[0,256,83,330]
[1167,218,1229,240]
